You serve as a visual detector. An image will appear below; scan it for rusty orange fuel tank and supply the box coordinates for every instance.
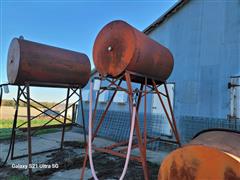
[7,38,91,88]
[93,20,173,84]
[158,130,240,180]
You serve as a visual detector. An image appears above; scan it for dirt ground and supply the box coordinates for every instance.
[34,148,160,180]
[0,128,168,180]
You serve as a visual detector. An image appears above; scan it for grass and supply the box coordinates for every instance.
[0,118,70,140]
[8,176,28,180]
[1,118,62,128]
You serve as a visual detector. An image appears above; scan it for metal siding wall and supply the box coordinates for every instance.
[148,0,240,119]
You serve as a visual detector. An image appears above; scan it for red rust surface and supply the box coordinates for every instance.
[158,131,240,180]
[158,145,240,180]
[93,20,174,84]
[7,38,91,88]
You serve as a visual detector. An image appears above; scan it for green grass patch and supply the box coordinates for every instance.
[0,119,70,140]
[8,175,28,180]
[0,128,20,140]
[0,119,63,129]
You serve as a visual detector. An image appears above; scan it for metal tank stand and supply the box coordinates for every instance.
[4,84,87,177]
[80,71,181,180]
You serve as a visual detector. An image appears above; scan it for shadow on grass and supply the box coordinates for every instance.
[0,127,69,141]
[8,175,28,180]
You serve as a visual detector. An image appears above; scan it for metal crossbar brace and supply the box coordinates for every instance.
[6,85,87,178]
[80,71,181,180]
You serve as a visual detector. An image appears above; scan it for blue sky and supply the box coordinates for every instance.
[0,0,176,102]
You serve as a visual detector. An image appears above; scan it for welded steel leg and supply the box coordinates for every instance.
[125,73,149,180]
[0,86,2,107]
[60,88,70,149]
[26,85,32,177]
[135,94,149,180]
[80,83,101,180]
[11,86,21,159]
[80,88,87,145]
[144,78,147,148]
[163,83,181,146]
[72,103,76,123]
[152,81,177,137]
[152,80,181,146]
[80,80,101,180]
[80,80,121,180]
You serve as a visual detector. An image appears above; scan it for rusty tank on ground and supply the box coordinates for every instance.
[93,20,174,84]
[158,129,240,180]
[7,38,91,88]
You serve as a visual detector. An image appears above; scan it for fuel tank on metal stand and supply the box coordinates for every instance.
[7,38,91,88]
[93,20,174,84]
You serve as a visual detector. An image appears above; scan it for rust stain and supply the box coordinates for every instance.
[224,167,240,180]
[158,144,240,180]
[169,160,178,180]
[7,38,91,88]
[167,158,199,180]
[93,20,174,84]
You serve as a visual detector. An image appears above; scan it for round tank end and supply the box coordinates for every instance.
[7,38,21,84]
[93,20,136,77]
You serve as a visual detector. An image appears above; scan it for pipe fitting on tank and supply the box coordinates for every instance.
[107,46,112,52]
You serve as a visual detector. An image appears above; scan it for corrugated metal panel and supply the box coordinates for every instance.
[148,0,240,118]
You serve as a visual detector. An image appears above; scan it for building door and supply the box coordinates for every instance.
[152,83,175,136]
[230,76,240,119]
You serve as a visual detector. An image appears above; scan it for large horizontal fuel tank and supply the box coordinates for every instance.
[158,130,240,180]
[7,38,91,88]
[93,20,173,84]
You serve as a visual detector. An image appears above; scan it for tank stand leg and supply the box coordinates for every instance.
[125,73,149,180]
[10,86,21,160]
[163,82,181,147]
[80,88,87,145]
[26,84,32,177]
[152,80,181,147]
[80,78,121,179]
[60,88,70,149]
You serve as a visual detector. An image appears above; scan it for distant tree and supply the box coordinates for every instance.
[2,99,58,108]
[2,100,15,106]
